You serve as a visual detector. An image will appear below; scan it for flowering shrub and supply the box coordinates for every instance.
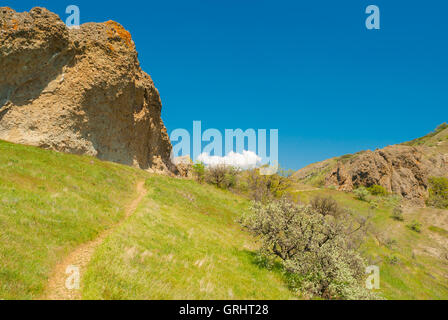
[241,198,380,300]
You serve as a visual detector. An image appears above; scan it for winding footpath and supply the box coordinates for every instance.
[41,181,147,300]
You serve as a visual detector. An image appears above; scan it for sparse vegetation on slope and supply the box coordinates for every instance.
[292,158,338,187]
[402,123,448,147]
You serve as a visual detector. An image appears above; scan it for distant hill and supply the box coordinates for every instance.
[401,123,448,147]
[293,124,448,205]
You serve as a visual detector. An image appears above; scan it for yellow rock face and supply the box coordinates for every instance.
[0,7,177,174]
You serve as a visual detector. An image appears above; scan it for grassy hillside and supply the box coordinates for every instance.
[1,140,447,300]
[0,140,146,299]
[82,176,295,299]
[0,140,294,300]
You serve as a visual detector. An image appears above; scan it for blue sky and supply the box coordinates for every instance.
[11,0,448,170]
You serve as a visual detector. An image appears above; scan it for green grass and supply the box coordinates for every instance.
[1,139,447,300]
[291,186,448,300]
[82,176,296,299]
[0,140,146,299]
[0,140,294,300]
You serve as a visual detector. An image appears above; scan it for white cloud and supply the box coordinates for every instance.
[197,150,261,170]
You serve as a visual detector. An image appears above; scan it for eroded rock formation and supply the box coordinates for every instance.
[325,145,448,205]
[0,7,176,173]
[294,125,448,206]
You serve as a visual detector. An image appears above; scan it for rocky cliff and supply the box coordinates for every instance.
[0,7,176,173]
[294,125,448,205]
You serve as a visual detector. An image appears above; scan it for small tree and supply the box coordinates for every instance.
[310,196,342,217]
[206,164,238,189]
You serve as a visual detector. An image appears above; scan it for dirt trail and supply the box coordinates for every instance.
[41,181,147,300]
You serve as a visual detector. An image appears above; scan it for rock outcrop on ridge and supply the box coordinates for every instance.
[0,7,177,173]
[324,145,447,205]
[294,125,448,206]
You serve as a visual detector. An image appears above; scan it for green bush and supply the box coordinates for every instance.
[367,185,388,196]
[426,177,448,209]
[192,162,206,183]
[354,187,369,201]
[407,220,422,233]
